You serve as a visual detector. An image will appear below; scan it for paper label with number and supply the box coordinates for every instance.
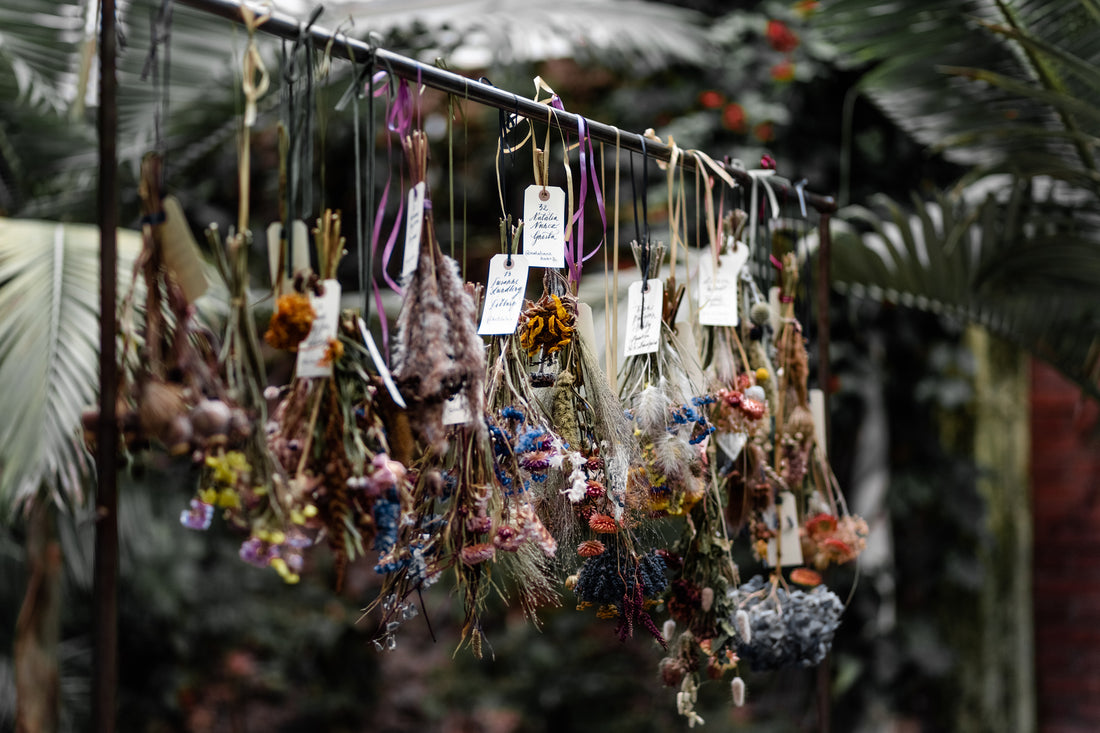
[442,393,470,426]
[623,279,663,357]
[766,491,804,567]
[402,182,426,279]
[521,185,566,268]
[295,279,342,379]
[478,254,529,335]
[698,247,749,326]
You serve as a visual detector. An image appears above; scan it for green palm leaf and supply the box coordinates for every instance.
[0,219,141,518]
[831,183,1100,398]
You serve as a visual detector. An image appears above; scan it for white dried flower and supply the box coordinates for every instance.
[662,619,677,642]
[701,587,714,613]
[731,677,746,707]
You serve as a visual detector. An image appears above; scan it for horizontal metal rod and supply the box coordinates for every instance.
[176,0,837,214]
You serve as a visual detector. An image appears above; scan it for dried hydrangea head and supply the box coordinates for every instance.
[264,292,315,351]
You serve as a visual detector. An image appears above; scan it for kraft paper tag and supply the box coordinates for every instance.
[521,185,566,268]
[159,196,208,303]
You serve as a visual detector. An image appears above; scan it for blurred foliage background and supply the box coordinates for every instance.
[2,0,1098,730]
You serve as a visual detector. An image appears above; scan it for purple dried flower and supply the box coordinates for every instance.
[179,499,214,531]
[239,537,278,567]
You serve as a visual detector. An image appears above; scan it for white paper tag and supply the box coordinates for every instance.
[478,254,529,335]
[766,491,804,567]
[623,279,663,357]
[521,185,566,268]
[295,279,342,378]
[442,393,470,426]
[698,247,749,327]
[358,317,406,409]
[402,182,426,279]
[267,220,311,293]
[810,388,827,457]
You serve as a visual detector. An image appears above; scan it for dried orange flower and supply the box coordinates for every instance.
[519,294,576,359]
[319,338,344,367]
[588,513,617,534]
[264,293,315,351]
[789,567,822,587]
[577,540,606,557]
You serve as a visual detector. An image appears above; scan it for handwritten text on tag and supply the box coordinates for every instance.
[402,182,426,279]
[623,279,663,357]
[698,246,750,326]
[478,254,530,335]
[521,185,565,268]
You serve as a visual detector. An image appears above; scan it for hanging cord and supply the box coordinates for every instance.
[280,6,323,274]
[140,0,174,170]
[335,28,376,316]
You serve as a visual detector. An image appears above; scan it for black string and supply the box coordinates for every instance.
[141,0,173,179]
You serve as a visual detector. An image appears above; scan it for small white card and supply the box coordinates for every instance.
[521,185,566,268]
[295,279,342,378]
[478,254,529,335]
[623,279,663,357]
[358,317,406,409]
[766,491,804,567]
[698,244,750,327]
[267,220,311,294]
[402,182,426,279]
[442,393,470,425]
[810,388,827,457]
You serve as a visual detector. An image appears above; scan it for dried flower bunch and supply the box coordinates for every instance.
[110,71,867,724]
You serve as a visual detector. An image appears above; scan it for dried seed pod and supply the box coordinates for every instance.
[139,380,186,440]
[190,398,232,438]
[700,587,715,613]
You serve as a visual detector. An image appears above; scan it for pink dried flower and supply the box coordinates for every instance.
[465,515,492,534]
[459,543,496,565]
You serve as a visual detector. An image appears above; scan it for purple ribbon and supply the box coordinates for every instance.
[566,116,607,286]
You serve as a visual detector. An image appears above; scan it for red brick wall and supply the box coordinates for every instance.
[1032,360,1100,732]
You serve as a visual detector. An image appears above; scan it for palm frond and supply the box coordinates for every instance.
[831,182,1100,398]
[817,0,1100,177]
[0,219,141,518]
